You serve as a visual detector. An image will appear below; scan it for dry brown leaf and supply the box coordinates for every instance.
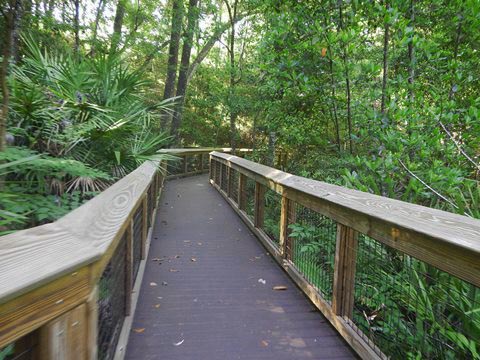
[272,286,288,291]
[169,268,179,272]
[191,257,197,262]
[150,282,158,287]
[134,328,145,333]
[260,340,269,347]
[154,304,161,308]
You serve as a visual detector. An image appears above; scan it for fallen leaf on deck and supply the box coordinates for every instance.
[175,255,181,258]
[183,240,191,243]
[133,328,145,333]
[258,278,266,285]
[273,286,288,291]
[260,340,269,347]
[197,242,202,245]
[191,257,197,262]
[169,268,179,272]
[173,339,185,346]
[162,281,168,286]
[154,304,161,308]
[152,258,161,262]
[150,282,157,286]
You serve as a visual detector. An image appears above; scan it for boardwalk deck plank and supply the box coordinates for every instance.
[126,175,356,360]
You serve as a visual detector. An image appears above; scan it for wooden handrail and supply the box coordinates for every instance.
[210,151,480,287]
[0,148,217,358]
[209,151,480,360]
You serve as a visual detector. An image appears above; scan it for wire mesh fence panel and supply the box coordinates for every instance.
[167,158,183,176]
[287,202,337,302]
[186,155,199,173]
[220,164,228,192]
[214,160,221,185]
[230,168,239,204]
[97,234,127,360]
[0,335,37,360]
[133,205,143,279]
[348,234,480,360]
[202,154,209,170]
[244,177,256,221]
[261,188,282,245]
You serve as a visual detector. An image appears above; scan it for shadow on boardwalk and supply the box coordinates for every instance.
[126,175,356,360]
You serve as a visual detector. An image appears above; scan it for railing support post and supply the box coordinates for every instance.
[227,167,233,198]
[332,224,358,318]
[141,196,148,260]
[39,302,90,360]
[254,182,265,228]
[279,196,294,258]
[125,221,133,315]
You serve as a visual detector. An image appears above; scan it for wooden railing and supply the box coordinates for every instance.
[209,152,480,360]
[0,148,216,360]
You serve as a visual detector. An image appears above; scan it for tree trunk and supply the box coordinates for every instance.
[407,0,415,104]
[91,0,105,52]
[338,1,353,154]
[110,0,126,53]
[225,0,239,151]
[73,0,80,56]
[171,0,199,144]
[381,2,390,120]
[162,0,184,131]
[1,0,20,153]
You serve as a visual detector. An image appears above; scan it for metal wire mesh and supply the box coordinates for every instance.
[243,177,256,222]
[214,160,221,185]
[167,158,183,176]
[220,164,228,192]
[186,155,199,173]
[133,205,143,279]
[0,335,37,360]
[287,202,337,302]
[202,154,209,170]
[348,234,480,359]
[98,234,127,360]
[261,188,282,244]
[229,168,239,204]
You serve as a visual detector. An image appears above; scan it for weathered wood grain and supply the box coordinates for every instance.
[211,152,480,287]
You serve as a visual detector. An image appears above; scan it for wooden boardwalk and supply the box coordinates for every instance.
[126,175,356,360]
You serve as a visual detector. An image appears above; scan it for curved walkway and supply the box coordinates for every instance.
[126,175,356,360]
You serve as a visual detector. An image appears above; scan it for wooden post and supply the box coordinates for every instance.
[279,196,294,258]
[332,224,358,318]
[254,182,265,228]
[209,157,214,180]
[227,167,233,198]
[39,304,88,360]
[125,221,133,315]
[141,196,148,260]
[218,163,223,188]
[238,173,247,210]
[183,155,188,175]
[86,287,98,360]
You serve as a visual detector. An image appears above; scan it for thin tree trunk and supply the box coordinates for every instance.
[328,51,341,151]
[381,2,389,120]
[338,1,353,154]
[225,0,239,151]
[407,0,415,103]
[110,0,126,53]
[73,0,80,56]
[185,16,244,85]
[1,0,19,153]
[91,0,104,53]
[162,0,184,131]
[171,0,199,144]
